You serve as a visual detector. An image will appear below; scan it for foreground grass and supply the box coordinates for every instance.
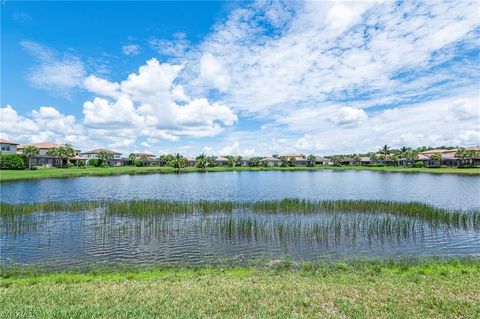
[1,165,479,182]
[1,259,479,318]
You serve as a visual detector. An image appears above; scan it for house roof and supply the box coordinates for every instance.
[0,139,19,145]
[81,148,122,155]
[18,141,63,149]
[420,149,457,155]
[360,157,372,161]
[216,156,229,161]
[315,156,331,161]
[133,152,156,158]
[341,157,355,161]
[261,156,281,162]
[465,146,480,151]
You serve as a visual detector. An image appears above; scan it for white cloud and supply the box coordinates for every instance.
[450,98,479,121]
[122,44,141,56]
[20,41,85,96]
[199,53,230,92]
[82,58,237,141]
[333,107,368,126]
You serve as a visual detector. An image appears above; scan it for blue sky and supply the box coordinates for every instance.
[1,1,479,156]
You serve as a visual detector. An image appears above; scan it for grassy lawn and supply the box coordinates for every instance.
[1,165,479,182]
[1,259,479,318]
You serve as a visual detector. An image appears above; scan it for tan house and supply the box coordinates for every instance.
[283,153,309,165]
[0,139,19,155]
[17,142,81,167]
[215,156,229,166]
[261,156,281,167]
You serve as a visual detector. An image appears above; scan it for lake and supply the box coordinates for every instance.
[1,170,479,268]
[1,170,480,209]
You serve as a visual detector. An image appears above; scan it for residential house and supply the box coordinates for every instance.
[340,156,355,165]
[315,156,333,165]
[187,157,196,166]
[80,148,124,166]
[215,156,229,166]
[0,139,19,155]
[17,142,81,167]
[283,153,309,166]
[238,157,251,166]
[360,157,372,165]
[130,153,163,166]
[261,156,281,167]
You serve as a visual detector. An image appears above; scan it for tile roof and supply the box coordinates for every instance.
[81,148,122,155]
[0,139,19,145]
[18,141,63,149]
[261,156,281,161]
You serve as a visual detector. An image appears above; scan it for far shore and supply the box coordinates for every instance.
[1,165,479,182]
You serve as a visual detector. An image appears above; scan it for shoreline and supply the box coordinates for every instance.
[1,165,479,182]
[2,258,479,318]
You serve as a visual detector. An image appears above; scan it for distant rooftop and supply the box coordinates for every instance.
[81,148,121,155]
[0,139,19,145]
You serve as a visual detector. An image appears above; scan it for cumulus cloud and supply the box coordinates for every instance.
[199,53,230,92]
[20,41,86,96]
[83,58,237,140]
[332,107,368,126]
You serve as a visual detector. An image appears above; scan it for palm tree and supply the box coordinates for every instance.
[388,154,399,166]
[330,155,343,166]
[429,153,442,167]
[195,153,207,170]
[47,144,75,168]
[353,154,362,165]
[307,154,316,167]
[379,145,391,156]
[23,145,39,170]
[128,153,136,165]
[171,153,187,171]
[98,150,114,166]
[405,150,418,166]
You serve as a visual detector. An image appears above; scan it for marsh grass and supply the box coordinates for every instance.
[2,199,479,229]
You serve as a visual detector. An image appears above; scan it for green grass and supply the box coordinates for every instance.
[1,164,479,182]
[1,259,479,318]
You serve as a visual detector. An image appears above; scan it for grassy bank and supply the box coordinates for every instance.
[1,165,479,182]
[1,259,479,318]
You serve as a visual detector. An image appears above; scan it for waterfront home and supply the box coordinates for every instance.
[18,142,82,167]
[314,156,333,165]
[0,139,19,155]
[261,156,282,167]
[284,153,309,165]
[130,153,163,166]
[238,156,251,166]
[340,157,355,165]
[215,156,229,166]
[360,156,372,165]
[80,148,124,166]
[187,157,196,166]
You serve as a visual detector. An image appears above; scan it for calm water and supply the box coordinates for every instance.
[1,171,479,267]
[1,170,480,209]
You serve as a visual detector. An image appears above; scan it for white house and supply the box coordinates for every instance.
[17,141,81,167]
[261,156,281,167]
[0,139,18,155]
[80,148,123,166]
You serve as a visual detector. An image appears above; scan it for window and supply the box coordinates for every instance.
[1,145,10,151]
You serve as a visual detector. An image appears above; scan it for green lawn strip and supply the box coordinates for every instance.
[1,259,479,318]
[1,165,479,182]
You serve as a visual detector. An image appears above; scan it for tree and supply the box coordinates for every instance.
[330,155,343,166]
[455,148,468,166]
[388,154,399,166]
[400,146,409,154]
[288,156,296,167]
[379,145,391,156]
[170,153,187,171]
[195,153,207,170]
[97,150,114,166]
[128,153,136,165]
[140,154,148,166]
[227,156,236,167]
[404,150,418,166]
[249,157,261,167]
[429,153,442,166]
[206,156,216,167]
[47,145,75,168]
[353,154,362,165]
[22,145,39,170]
[236,156,242,166]
[279,156,288,167]
[307,154,316,167]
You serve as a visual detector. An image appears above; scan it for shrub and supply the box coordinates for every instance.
[88,158,100,167]
[414,161,424,168]
[0,154,27,170]
[134,160,143,167]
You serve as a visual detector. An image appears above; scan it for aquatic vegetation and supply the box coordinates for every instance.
[1,199,479,230]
